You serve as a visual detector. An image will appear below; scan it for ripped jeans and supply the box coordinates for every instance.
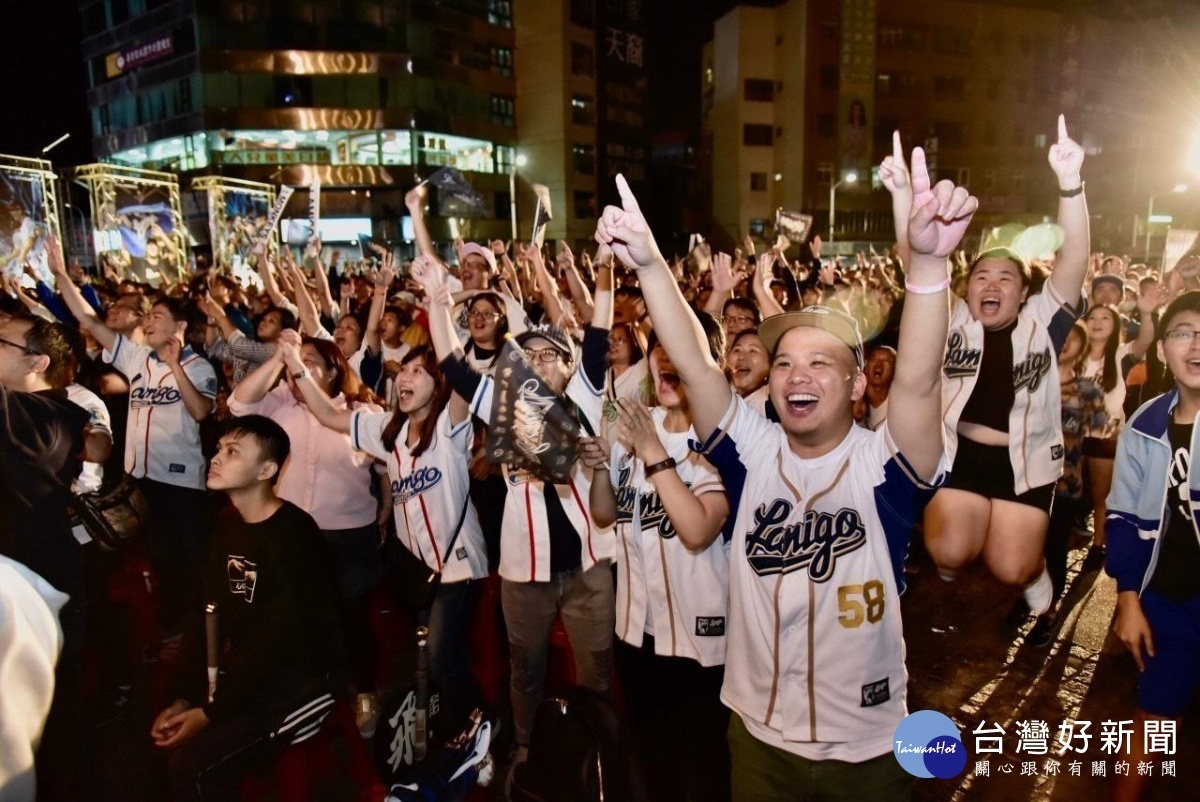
[501,562,615,747]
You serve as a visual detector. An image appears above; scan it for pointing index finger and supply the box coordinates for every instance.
[892,130,904,166]
[615,173,641,215]
[1058,114,1067,142]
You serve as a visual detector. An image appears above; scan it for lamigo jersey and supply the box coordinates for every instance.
[699,394,940,762]
[104,334,216,490]
[610,407,729,667]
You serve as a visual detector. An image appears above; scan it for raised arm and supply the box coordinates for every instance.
[751,250,786,318]
[307,237,339,321]
[887,148,978,481]
[159,337,213,423]
[1046,115,1089,307]
[46,239,118,351]
[527,245,568,328]
[283,249,323,336]
[596,175,731,440]
[558,244,595,325]
[1128,281,1167,360]
[405,185,437,259]
[703,252,742,320]
[231,337,287,406]
[363,264,393,356]
[256,248,288,308]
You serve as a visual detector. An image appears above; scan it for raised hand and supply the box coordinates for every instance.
[279,338,304,372]
[1137,281,1169,314]
[907,147,979,259]
[405,184,428,212]
[616,399,668,464]
[710,251,745,295]
[878,130,911,196]
[158,334,183,367]
[809,235,822,261]
[277,328,303,349]
[595,174,663,271]
[755,250,777,288]
[577,435,611,472]
[1047,115,1084,189]
[410,253,445,292]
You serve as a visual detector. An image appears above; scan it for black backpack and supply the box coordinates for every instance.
[510,686,647,802]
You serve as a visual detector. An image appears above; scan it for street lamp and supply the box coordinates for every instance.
[828,171,858,244]
[1144,183,1188,256]
[509,152,527,243]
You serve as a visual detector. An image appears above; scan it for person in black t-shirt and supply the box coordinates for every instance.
[151,415,347,802]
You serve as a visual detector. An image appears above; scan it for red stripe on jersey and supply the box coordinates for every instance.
[413,457,442,570]
[568,478,596,564]
[524,482,536,582]
[137,355,155,478]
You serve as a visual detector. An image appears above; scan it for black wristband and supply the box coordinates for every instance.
[643,457,677,478]
[1059,182,1085,198]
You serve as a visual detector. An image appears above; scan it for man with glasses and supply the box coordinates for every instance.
[0,311,92,801]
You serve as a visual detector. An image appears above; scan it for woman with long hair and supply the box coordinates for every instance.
[282,342,488,713]
[1079,298,1157,567]
[602,321,651,443]
[229,333,386,735]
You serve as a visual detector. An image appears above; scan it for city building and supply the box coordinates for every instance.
[701,0,1197,256]
[78,0,522,250]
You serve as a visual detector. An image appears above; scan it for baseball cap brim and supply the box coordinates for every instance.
[758,309,864,368]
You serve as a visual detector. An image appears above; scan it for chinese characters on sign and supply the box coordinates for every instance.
[604,27,644,67]
[970,719,1178,779]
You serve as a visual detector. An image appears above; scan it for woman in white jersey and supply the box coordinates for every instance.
[583,323,732,802]
[285,341,488,711]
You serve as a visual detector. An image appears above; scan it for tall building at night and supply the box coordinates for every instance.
[78,0,522,245]
[701,0,1194,254]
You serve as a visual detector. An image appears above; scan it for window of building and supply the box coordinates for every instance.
[744,79,774,103]
[491,95,515,126]
[571,43,594,77]
[817,162,833,185]
[743,124,773,147]
[573,142,595,175]
[932,26,971,56]
[492,46,513,75]
[819,19,838,43]
[817,114,835,138]
[957,168,971,187]
[571,94,594,126]
[1034,133,1047,149]
[110,0,131,25]
[574,191,596,219]
[488,0,512,28]
[570,0,594,28]
[496,145,516,173]
[274,75,312,106]
[982,170,995,191]
[495,190,511,220]
[933,122,966,148]
[819,66,839,91]
[750,172,768,191]
[876,73,893,97]
[1011,171,1025,193]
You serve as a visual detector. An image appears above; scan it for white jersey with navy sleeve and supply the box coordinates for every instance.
[611,407,729,667]
[700,393,940,762]
[103,334,216,490]
[468,363,615,582]
[351,407,487,583]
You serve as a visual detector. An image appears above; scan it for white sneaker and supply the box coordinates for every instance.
[356,692,379,739]
[1022,568,1053,616]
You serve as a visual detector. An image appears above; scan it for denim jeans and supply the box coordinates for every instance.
[421,578,484,711]
[501,562,615,747]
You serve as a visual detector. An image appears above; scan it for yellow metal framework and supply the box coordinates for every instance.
[74,163,188,283]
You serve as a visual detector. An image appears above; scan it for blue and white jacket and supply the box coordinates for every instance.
[1105,389,1200,594]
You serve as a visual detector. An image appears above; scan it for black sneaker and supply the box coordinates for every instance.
[1082,545,1106,572]
[1026,613,1059,648]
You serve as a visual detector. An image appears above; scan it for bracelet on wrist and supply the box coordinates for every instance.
[292,368,311,381]
[1059,182,1085,198]
[904,275,951,295]
[643,457,677,478]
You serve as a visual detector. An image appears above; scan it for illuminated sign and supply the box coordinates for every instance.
[105,35,174,78]
[212,149,332,166]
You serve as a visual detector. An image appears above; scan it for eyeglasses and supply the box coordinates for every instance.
[467,309,501,321]
[525,347,565,364]
[0,336,42,356]
[1165,329,1199,343]
[722,314,756,327]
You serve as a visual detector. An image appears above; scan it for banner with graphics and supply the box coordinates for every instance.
[486,340,581,484]
[0,169,52,283]
[115,185,179,283]
[837,0,876,181]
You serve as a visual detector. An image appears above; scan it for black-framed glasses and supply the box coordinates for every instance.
[722,314,756,327]
[0,336,42,356]
[467,309,502,321]
[1165,329,1199,343]
[525,347,564,364]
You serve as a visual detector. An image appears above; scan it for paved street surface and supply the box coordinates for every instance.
[904,531,1198,801]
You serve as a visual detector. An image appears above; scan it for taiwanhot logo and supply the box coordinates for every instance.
[893,710,967,779]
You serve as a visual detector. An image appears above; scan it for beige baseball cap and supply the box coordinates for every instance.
[758,306,864,368]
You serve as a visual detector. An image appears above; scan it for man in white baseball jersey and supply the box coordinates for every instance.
[52,247,216,633]
[596,158,976,799]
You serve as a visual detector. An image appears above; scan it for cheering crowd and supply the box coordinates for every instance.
[1,117,1196,802]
